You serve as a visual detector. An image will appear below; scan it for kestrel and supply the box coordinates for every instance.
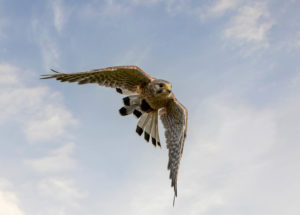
[41,65,188,204]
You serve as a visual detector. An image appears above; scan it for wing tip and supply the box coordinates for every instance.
[40,69,61,79]
[119,107,128,116]
[144,132,150,142]
[50,69,60,73]
[172,181,178,206]
[133,110,142,118]
[123,97,130,106]
[116,88,123,94]
[136,126,143,136]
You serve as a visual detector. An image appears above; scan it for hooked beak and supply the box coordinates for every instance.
[165,84,172,93]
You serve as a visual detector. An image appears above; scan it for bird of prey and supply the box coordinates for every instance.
[41,65,188,204]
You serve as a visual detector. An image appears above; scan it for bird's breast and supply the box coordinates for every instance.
[142,95,172,111]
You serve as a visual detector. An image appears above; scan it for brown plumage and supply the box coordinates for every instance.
[41,65,188,205]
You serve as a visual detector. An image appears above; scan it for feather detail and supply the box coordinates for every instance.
[155,113,161,147]
[144,113,154,142]
[123,95,140,106]
[136,111,161,147]
[150,112,158,147]
[137,113,151,130]
[119,105,138,116]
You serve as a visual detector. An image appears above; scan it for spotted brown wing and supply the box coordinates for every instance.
[41,65,153,93]
[160,97,188,205]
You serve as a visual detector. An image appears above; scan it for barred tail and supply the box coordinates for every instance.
[118,96,161,147]
[136,111,160,147]
[119,95,142,116]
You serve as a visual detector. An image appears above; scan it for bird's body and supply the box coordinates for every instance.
[41,65,188,205]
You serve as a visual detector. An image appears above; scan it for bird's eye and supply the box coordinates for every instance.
[159,84,164,87]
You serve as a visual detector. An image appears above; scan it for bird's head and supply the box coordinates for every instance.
[150,79,172,96]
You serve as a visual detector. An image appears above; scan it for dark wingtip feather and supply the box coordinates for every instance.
[40,69,61,79]
[116,88,123,94]
[123,97,130,106]
[133,110,142,118]
[40,76,50,80]
[50,69,60,73]
[151,137,156,147]
[173,194,176,207]
[144,132,150,142]
[141,99,153,111]
[157,142,161,147]
[119,107,127,116]
[136,126,143,136]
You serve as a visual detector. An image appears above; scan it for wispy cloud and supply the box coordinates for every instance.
[38,178,86,207]
[82,0,129,19]
[208,0,241,16]
[99,86,300,214]
[165,0,189,13]
[0,178,25,215]
[52,0,68,33]
[0,64,78,143]
[0,64,19,85]
[24,105,78,142]
[25,143,76,173]
[131,0,188,14]
[224,2,274,45]
[31,18,61,70]
[115,45,152,65]
[38,31,60,70]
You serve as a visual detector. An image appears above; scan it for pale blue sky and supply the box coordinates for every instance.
[0,0,300,214]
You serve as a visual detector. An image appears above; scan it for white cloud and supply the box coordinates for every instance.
[39,32,60,70]
[224,2,274,44]
[0,64,19,85]
[165,0,188,13]
[130,0,188,14]
[25,143,76,173]
[0,64,78,143]
[116,45,152,65]
[52,0,67,33]
[24,105,78,142]
[0,179,25,215]
[31,19,61,70]
[208,0,241,16]
[38,178,86,207]
[94,83,300,214]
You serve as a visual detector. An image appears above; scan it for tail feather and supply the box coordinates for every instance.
[144,113,153,140]
[123,95,140,106]
[119,105,138,116]
[120,96,142,117]
[118,96,161,148]
[150,113,157,146]
[137,113,150,130]
[154,113,161,147]
[136,111,161,147]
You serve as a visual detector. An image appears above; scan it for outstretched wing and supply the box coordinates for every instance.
[41,65,153,93]
[160,97,188,205]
